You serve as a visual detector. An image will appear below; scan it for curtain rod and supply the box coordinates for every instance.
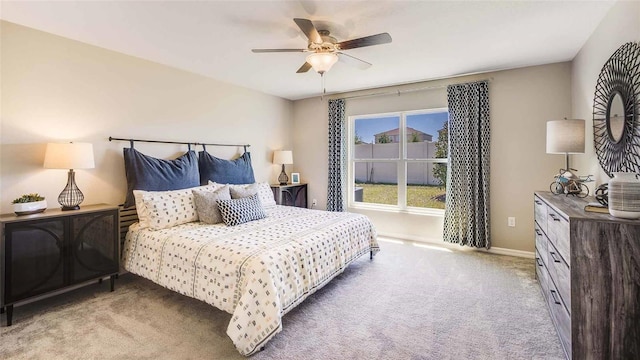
[337,78,492,101]
[109,136,250,152]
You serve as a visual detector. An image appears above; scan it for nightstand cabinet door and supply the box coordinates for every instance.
[4,218,66,304]
[71,210,119,283]
[271,184,307,208]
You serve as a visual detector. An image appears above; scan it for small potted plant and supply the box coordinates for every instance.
[12,193,47,215]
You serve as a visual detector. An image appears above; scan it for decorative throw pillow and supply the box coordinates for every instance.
[198,151,255,185]
[133,184,219,229]
[217,193,266,226]
[228,182,277,210]
[123,148,200,208]
[140,188,199,230]
[192,186,231,224]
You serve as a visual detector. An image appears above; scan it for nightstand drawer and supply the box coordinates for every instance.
[548,278,572,359]
[534,196,548,234]
[535,250,549,302]
[535,223,547,266]
[547,240,571,313]
[547,207,570,266]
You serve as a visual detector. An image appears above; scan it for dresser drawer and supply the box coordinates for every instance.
[534,196,548,234]
[535,250,549,302]
[535,223,548,266]
[546,207,570,266]
[548,278,572,359]
[547,240,571,313]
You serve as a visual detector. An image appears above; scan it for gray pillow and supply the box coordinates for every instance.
[230,185,258,199]
[192,186,231,224]
[217,193,266,226]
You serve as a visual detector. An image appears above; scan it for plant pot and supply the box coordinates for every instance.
[13,200,47,216]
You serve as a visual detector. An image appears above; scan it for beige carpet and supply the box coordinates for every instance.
[0,240,564,359]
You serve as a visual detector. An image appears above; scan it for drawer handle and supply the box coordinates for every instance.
[549,251,562,263]
[550,289,562,305]
[535,200,542,205]
[535,229,542,236]
[536,258,543,267]
[549,213,561,222]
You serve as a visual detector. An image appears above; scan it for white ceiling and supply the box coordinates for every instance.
[0,1,614,100]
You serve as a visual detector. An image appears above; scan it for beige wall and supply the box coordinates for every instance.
[293,63,572,253]
[0,21,293,213]
[571,1,640,184]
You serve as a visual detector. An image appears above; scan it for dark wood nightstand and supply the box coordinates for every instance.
[271,184,308,208]
[0,204,119,326]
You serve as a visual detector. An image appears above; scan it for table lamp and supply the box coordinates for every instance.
[44,142,95,210]
[273,150,293,185]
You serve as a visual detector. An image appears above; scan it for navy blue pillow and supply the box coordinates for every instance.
[123,148,200,207]
[198,151,255,185]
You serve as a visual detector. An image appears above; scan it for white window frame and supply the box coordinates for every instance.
[347,108,448,215]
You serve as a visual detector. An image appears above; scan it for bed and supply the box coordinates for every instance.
[113,138,379,355]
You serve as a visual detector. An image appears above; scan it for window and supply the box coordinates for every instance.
[349,108,448,212]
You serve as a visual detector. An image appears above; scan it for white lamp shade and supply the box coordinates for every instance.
[273,150,293,165]
[44,142,95,169]
[306,53,338,74]
[546,119,585,154]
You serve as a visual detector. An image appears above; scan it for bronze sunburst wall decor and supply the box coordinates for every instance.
[593,42,640,177]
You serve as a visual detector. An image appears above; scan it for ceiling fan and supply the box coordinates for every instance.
[252,18,392,75]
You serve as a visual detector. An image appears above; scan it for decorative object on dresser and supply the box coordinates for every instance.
[549,168,591,198]
[593,42,640,176]
[546,118,585,176]
[271,183,308,208]
[583,202,609,214]
[607,172,640,219]
[594,183,608,206]
[533,192,640,359]
[291,172,300,184]
[273,150,293,185]
[44,142,95,210]
[11,193,47,215]
[0,204,119,326]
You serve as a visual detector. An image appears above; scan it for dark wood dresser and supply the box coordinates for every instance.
[533,191,640,359]
[1,204,119,326]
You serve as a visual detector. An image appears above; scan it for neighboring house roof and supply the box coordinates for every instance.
[374,127,430,137]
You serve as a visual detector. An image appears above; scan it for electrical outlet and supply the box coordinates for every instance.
[312,199,317,208]
[508,217,516,227]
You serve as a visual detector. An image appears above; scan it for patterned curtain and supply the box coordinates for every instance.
[327,99,346,211]
[443,81,491,248]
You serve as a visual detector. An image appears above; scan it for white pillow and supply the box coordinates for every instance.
[134,183,221,230]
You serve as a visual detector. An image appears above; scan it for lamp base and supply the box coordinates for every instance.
[278,164,289,185]
[61,205,81,211]
[58,169,85,211]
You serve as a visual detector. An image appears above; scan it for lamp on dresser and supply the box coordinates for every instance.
[273,150,293,185]
[44,142,95,210]
[546,119,585,173]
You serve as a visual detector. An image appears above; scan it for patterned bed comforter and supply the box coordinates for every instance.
[122,205,378,355]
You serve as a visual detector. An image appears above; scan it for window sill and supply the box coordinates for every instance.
[348,203,445,217]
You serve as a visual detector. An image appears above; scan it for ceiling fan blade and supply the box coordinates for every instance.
[337,33,392,50]
[296,62,313,73]
[337,52,372,70]
[293,18,322,44]
[252,48,308,53]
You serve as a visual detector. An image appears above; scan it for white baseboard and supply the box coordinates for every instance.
[377,232,535,259]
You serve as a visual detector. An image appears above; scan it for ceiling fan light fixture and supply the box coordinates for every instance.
[306,53,338,74]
